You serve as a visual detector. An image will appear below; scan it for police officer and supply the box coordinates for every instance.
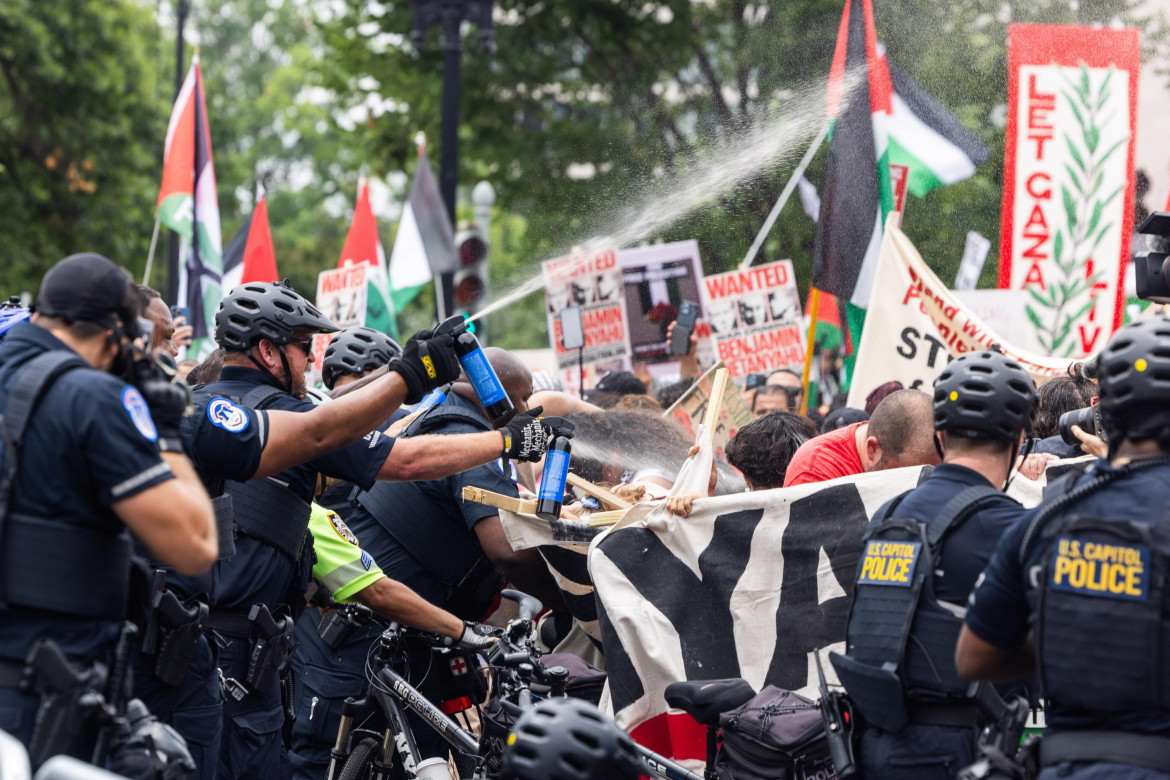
[168,281,555,780]
[958,318,1170,779]
[0,254,216,766]
[830,349,1038,779]
[290,346,565,771]
[321,326,401,392]
[288,503,497,780]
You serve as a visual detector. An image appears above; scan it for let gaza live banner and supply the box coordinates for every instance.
[701,260,805,377]
[848,221,1072,408]
[998,24,1139,358]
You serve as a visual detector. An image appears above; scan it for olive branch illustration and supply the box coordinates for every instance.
[1025,63,1126,356]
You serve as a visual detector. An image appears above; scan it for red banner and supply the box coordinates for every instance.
[998,24,1140,357]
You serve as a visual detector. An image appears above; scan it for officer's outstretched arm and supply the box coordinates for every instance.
[115,453,217,575]
[354,577,464,639]
[954,625,1035,683]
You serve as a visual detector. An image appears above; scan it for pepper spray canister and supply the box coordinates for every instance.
[536,433,572,521]
[435,315,515,422]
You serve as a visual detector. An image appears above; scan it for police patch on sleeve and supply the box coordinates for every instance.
[858,540,921,587]
[1051,535,1149,601]
[206,398,250,433]
[328,511,360,546]
[360,551,373,570]
[121,386,158,442]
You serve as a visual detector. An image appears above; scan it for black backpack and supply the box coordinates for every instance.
[715,686,837,780]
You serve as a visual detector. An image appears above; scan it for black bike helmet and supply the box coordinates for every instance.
[321,327,402,390]
[933,349,1038,441]
[214,279,338,351]
[500,698,647,780]
[1097,317,1170,436]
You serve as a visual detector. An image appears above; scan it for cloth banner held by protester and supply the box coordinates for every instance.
[701,260,805,377]
[998,24,1140,358]
[619,241,707,365]
[663,362,754,461]
[848,220,1073,407]
[544,248,631,389]
[585,464,1045,766]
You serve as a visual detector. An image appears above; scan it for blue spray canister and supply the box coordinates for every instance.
[436,315,514,422]
[536,417,575,521]
[396,383,451,431]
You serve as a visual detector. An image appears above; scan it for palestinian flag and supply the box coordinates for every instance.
[338,179,398,339]
[156,56,222,358]
[222,196,278,292]
[388,142,458,312]
[812,0,893,379]
[883,52,990,197]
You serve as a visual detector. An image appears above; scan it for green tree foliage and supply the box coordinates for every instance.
[0,0,166,294]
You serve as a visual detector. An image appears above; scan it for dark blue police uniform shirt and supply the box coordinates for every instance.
[345,393,516,609]
[879,463,1025,605]
[194,366,395,609]
[315,408,409,517]
[0,323,174,661]
[966,459,1170,734]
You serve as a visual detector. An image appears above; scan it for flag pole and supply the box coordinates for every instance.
[739,122,829,270]
[143,216,162,286]
[800,288,821,414]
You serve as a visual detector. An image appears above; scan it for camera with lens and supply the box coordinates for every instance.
[1132,211,1170,303]
[1057,357,1106,447]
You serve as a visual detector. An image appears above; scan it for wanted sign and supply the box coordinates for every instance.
[848,222,1073,408]
[316,263,368,330]
[702,260,805,377]
[543,248,630,375]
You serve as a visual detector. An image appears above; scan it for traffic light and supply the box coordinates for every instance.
[453,226,488,318]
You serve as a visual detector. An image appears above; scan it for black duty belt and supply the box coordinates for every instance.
[906,701,982,729]
[0,658,26,689]
[205,609,254,640]
[1040,730,1170,773]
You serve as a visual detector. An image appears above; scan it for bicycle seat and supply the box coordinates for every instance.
[664,678,756,727]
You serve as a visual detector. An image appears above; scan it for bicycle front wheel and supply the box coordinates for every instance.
[338,737,381,780]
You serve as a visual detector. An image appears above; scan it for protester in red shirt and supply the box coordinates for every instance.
[783,389,939,486]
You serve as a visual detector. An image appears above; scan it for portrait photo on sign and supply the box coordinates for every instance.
[620,243,705,363]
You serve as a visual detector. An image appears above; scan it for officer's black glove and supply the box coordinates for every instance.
[389,328,461,404]
[137,353,193,454]
[457,621,502,651]
[500,405,554,463]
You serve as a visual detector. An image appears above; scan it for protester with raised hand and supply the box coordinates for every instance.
[957,319,1170,780]
[830,349,1038,780]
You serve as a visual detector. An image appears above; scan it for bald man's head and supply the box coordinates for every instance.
[866,389,939,471]
[455,346,533,425]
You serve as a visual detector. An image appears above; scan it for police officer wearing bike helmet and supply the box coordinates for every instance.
[500,697,648,780]
[321,326,401,391]
[0,254,216,767]
[831,348,1038,779]
[959,318,1170,780]
[160,280,556,780]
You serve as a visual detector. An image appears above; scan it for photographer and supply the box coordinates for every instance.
[957,318,1170,779]
[0,254,215,767]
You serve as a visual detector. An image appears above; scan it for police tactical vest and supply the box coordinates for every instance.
[1033,506,1170,713]
[0,351,132,619]
[830,485,1002,732]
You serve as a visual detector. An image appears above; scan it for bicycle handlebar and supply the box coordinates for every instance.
[501,589,542,624]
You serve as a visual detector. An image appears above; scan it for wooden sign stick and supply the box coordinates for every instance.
[461,486,538,515]
[699,367,731,447]
[565,472,633,511]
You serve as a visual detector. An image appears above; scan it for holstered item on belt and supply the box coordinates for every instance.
[212,494,236,561]
[245,604,293,694]
[149,591,209,687]
[281,667,296,724]
[317,610,360,651]
[23,640,109,768]
[1039,730,1170,773]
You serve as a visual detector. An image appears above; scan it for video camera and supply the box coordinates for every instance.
[1132,211,1170,303]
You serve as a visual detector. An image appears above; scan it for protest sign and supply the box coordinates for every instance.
[701,260,805,377]
[663,362,754,461]
[619,241,706,364]
[954,231,991,291]
[588,465,1045,764]
[543,248,631,386]
[848,222,1073,408]
[316,263,369,330]
[999,24,1140,357]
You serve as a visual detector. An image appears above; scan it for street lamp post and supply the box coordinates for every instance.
[410,0,494,321]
